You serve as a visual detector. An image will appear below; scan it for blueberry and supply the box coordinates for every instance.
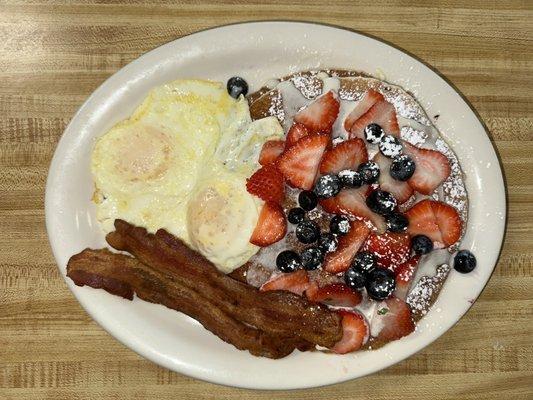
[390,155,416,181]
[357,161,380,184]
[318,233,338,253]
[364,123,385,144]
[301,247,324,270]
[351,251,376,274]
[366,268,396,300]
[454,250,477,273]
[344,267,366,290]
[378,135,403,158]
[338,169,363,188]
[411,234,433,255]
[227,76,248,98]
[314,174,342,199]
[295,220,320,244]
[298,190,318,211]
[330,215,351,236]
[366,189,397,215]
[276,250,301,273]
[287,207,306,224]
[386,212,409,232]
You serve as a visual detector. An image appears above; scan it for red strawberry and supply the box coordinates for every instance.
[319,138,368,175]
[403,141,451,195]
[394,256,420,300]
[259,140,285,166]
[331,311,369,354]
[323,220,370,273]
[277,133,329,190]
[349,99,400,139]
[249,202,287,247]
[344,89,384,132]
[363,232,411,268]
[320,187,387,233]
[431,200,462,246]
[293,90,340,134]
[246,164,285,204]
[306,283,362,307]
[376,297,415,342]
[373,152,414,204]
[260,270,310,296]
[286,123,309,148]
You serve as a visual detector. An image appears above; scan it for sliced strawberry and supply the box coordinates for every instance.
[259,140,285,166]
[293,90,340,134]
[320,187,387,233]
[307,283,362,307]
[246,164,285,204]
[349,99,400,139]
[376,297,415,342]
[405,199,442,244]
[373,152,414,204]
[430,201,462,246]
[343,89,384,132]
[319,138,368,175]
[331,311,369,354]
[394,256,420,300]
[249,202,287,247]
[323,220,370,273]
[286,123,309,148]
[403,141,451,195]
[363,232,411,268]
[277,133,329,190]
[260,270,310,296]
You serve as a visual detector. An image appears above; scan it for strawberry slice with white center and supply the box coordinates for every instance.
[331,311,370,354]
[349,99,400,139]
[293,90,340,134]
[249,202,287,247]
[320,187,387,233]
[362,231,411,269]
[402,141,451,195]
[322,220,370,273]
[432,201,462,246]
[258,140,285,166]
[285,122,309,148]
[260,270,310,296]
[375,297,415,342]
[306,283,362,307]
[246,163,285,204]
[277,133,330,190]
[394,256,420,300]
[373,152,414,204]
[319,138,368,175]
[343,89,385,132]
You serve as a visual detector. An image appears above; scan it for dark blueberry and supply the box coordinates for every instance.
[364,123,385,144]
[454,250,477,273]
[318,233,338,253]
[351,251,376,274]
[390,155,416,181]
[330,215,351,236]
[338,169,363,188]
[276,250,301,273]
[366,189,397,215]
[386,212,409,232]
[357,161,380,184]
[301,247,324,270]
[378,135,403,158]
[365,268,396,300]
[298,190,318,211]
[295,220,320,244]
[411,234,434,255]
[314,174,342,199]
[287,207,306,224]
[344,267,366,290]
[226,76,248,98]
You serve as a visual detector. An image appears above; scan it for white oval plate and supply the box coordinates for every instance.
[46,21,506,390]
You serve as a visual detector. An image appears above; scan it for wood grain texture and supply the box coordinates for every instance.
[0,1,532,399]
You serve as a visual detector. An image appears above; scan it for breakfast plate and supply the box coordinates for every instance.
[45,21,506,389]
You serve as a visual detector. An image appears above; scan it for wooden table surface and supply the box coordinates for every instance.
[1,1,532,399]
